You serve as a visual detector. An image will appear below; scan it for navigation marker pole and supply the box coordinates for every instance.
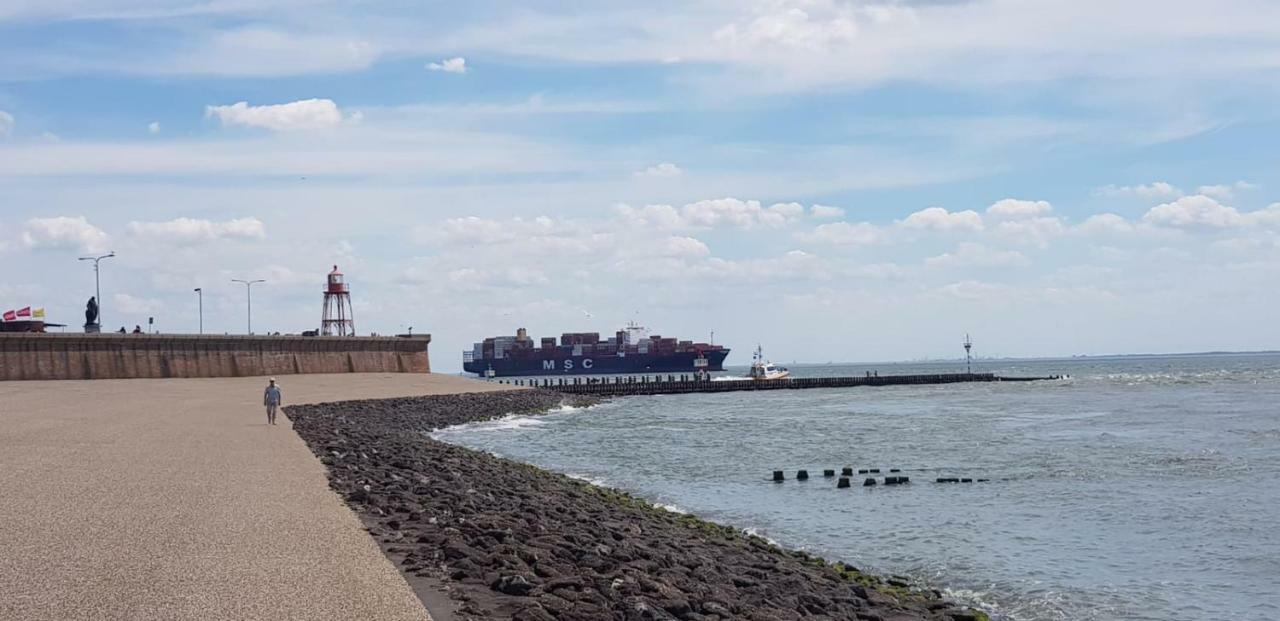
[963,333,973,376]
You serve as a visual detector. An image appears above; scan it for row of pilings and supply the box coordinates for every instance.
[770,468,993,488]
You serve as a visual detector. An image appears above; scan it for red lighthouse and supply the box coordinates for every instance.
[321,265,355,336]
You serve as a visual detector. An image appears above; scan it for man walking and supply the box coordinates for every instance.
[264,378,282,425]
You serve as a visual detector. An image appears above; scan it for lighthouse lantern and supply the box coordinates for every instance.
[321,265,356,336]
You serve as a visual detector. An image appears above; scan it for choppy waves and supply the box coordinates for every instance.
[439,353,1280,621]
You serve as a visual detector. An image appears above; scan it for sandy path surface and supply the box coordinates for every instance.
[0,373,513,621]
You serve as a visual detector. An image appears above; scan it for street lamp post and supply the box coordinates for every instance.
[194,288,203,334]
[78,251,116,328]
[230,279,265,334]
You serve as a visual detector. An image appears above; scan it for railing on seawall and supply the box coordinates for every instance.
[494,372,1063,396]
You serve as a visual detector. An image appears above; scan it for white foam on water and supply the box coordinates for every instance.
[654,503,688,514]
[940,587,1004,619]
[433,402,596,437]
[432,413,549,437]
[566,472,610,487]
[742,527,781,546]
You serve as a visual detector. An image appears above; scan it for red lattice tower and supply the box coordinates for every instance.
[321,265,356,336]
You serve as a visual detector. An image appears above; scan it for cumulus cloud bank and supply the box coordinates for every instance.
[22,216,109,252]
[126,217,267,242]
[205,99,346,131]
[899,207,984,232]
[986,199,1054,220]
[615,198,807,230]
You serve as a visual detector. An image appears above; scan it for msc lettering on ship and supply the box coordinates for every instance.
[542,359,594,371]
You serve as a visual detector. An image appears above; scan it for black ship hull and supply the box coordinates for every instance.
[465,349,729,377]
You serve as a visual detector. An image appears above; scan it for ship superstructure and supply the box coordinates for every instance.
[463,323,729,377]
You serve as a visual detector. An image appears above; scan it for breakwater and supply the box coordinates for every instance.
[0,333,430,380]
[286,390,990,621]
[500,372,1061,396]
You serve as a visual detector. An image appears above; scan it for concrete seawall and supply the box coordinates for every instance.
[0,333,431,380]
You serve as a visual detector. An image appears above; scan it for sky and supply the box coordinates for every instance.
[2,0,1280,371]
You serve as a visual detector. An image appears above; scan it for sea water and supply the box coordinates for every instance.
[433,353,1280,621]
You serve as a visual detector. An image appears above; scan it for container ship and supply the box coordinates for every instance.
[463,323,729,377]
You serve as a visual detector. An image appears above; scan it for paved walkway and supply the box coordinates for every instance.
[0,373,512,621]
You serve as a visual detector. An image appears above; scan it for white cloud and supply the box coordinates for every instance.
[1095,182,1183,200]
[1142,197,1280,232]
[635,162,683,178]
[426,57,467,74]
[810,204,845,219]
[1196,181,1258,201]
[21,216,109,252]
[672,250,834,285]
[993,217,1066,248]
[445,267,547,289]
[656,236,711,258]
[925,242,1029,268]
[10,1,1280,101]
[126,217,266,242]
[613,204,686,230]
[613,199,807,231]
[1143,195,1245,229]
[1196,184,1233,200]
[795,221,885,246]
[155,28,379,77]
[1076,213,1135,235]
[712,4,889,53]
[0,110,13,137]
[113,293,164,316]
[932,280,1009,302]
[205,98,346,131]
[761,202,806,227]
[1251,204,1280,228]
[148,121,160,134]
[429,215,558,245]
[681,198,764,228]
[422,215,613,257]
[899,207,984,233]
[0,123,569,178]
[987,198,1054,220]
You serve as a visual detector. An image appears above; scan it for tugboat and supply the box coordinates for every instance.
[747,345,790,380]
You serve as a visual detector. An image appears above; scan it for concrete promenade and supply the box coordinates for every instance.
[0,373,511,621]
